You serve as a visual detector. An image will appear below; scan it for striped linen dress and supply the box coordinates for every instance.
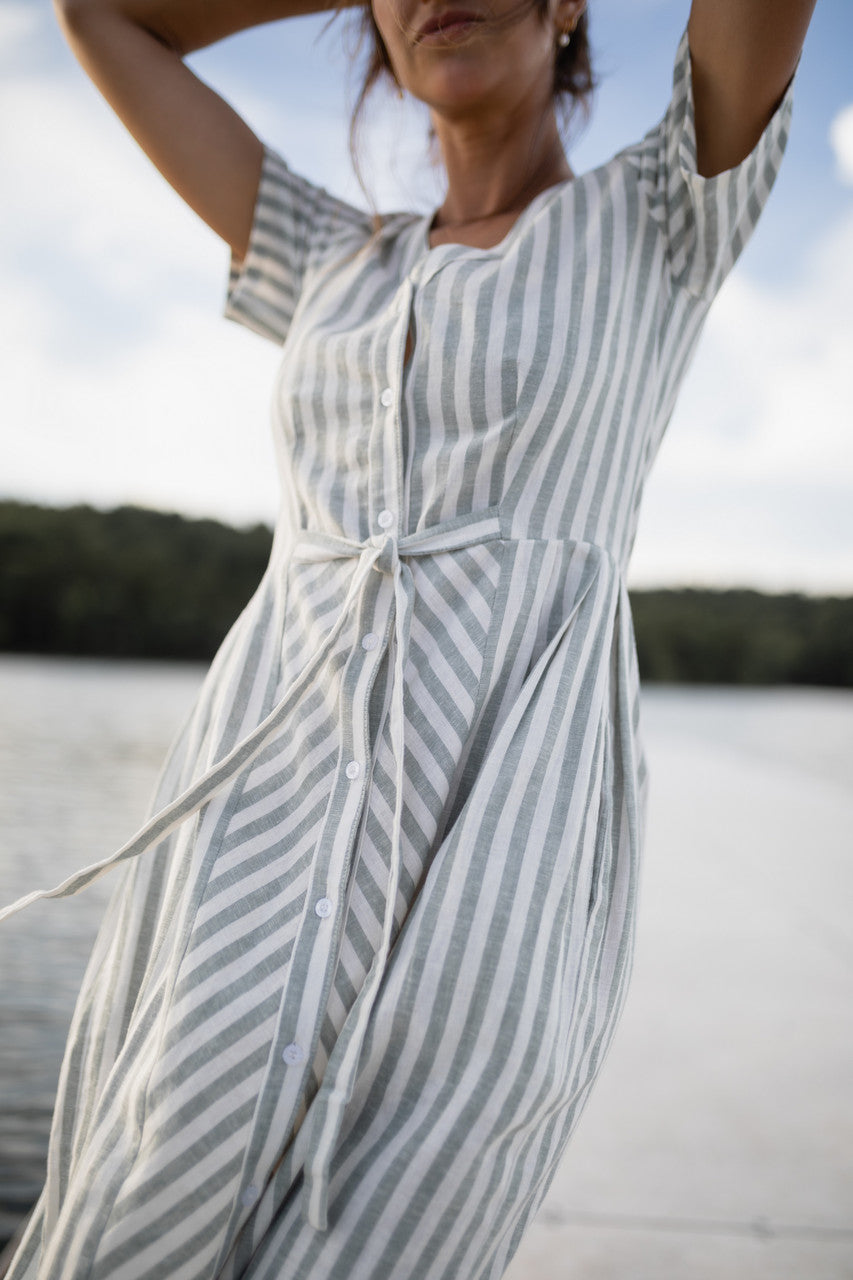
[3,32,793,1280]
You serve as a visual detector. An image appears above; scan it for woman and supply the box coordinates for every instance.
[2,0,815,1277]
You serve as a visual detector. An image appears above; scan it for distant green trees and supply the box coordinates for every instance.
[1,501,851,685]
[0,501,272,661]
[630,589,853,687]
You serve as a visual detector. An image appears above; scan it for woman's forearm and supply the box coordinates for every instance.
[51,0,340,255]
[687,0,817,175]
[54,0,342,57]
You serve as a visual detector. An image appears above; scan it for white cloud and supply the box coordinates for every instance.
[653,209,853,487]
[342,84,440,214]
[1,72,218,297]
[0,2,42,57]
[631,206,853,591]
[829,103,853,187]
[629,478,853,593]
[1,272,282,524]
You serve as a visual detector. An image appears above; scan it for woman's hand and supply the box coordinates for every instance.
[53,0,341,258]
[687,0,818,176]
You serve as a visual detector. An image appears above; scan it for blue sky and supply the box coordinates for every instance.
[2,0,852,591]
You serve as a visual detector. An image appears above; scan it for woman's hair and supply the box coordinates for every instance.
[347,1,595,184]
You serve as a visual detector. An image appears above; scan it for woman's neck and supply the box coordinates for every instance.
[429,104,572,247]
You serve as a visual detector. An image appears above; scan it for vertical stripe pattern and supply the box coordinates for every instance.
[4,31,793,1280]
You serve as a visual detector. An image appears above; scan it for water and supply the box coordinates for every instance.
[0,655,205,1240]
[0,656,851,1247]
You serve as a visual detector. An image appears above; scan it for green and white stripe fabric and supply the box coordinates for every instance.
[5,31,792,1280]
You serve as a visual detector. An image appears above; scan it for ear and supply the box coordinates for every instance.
[552,0,586,36]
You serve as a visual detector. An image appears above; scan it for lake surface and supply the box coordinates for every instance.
[0,655,851,1251]
[0,655,206,1241]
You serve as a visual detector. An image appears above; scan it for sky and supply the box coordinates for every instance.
[1,0,852,593]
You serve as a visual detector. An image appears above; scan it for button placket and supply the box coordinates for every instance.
[261,575,390,1168]
[384,285,411,544]
[237,319,407,1209]
[371,288,411,544]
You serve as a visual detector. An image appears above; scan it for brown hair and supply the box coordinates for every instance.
[346,2,595,189]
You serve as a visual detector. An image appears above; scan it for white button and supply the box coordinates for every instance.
[361,632,379,651]
[377,509,394,529]
[241,1184,260,1207]
[345,760,361,780]
[314,897,333,918]
[380,387,394,407]
[282,1042,305,1066]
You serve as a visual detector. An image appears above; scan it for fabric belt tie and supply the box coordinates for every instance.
[0,506,504,1231]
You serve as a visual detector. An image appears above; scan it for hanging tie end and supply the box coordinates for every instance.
[302,1173,331,1231]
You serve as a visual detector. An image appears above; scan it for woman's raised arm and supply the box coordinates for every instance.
[53,0,340,258]
[687,0,818,177]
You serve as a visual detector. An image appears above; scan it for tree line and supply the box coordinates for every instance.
[1,501,850,686]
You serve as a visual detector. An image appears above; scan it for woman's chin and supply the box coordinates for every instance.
[412,65,506,119]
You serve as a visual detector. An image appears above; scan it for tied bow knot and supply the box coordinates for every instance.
[371,531,400,575]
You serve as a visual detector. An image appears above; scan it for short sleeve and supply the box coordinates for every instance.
[224,145,371,345]
[635,29,795,298]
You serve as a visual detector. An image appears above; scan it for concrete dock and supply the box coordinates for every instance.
[505,688,853,1279]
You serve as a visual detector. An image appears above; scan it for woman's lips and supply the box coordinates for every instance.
[415,11,485,43]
